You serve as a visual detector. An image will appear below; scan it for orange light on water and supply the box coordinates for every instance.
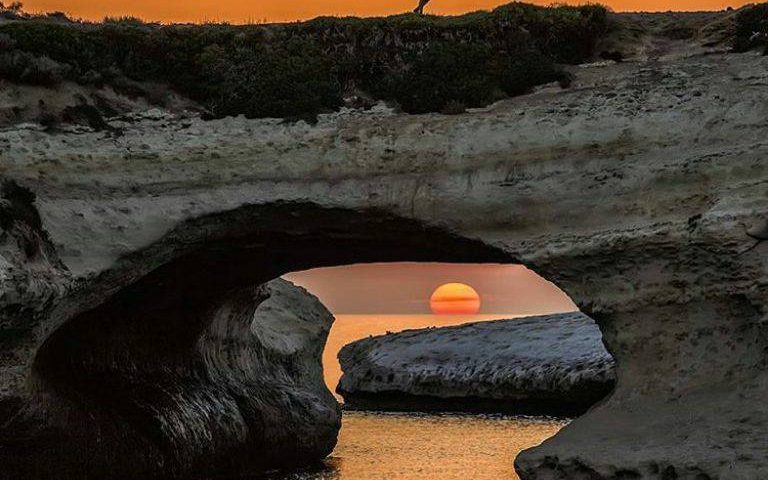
[429,282,481,315]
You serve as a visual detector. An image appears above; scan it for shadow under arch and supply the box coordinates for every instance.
[19,202,530,480]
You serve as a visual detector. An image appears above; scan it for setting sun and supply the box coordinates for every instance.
[429,282,481,315]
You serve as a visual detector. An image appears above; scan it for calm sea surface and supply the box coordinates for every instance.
[257,314,565,480]
[260,411,566,480]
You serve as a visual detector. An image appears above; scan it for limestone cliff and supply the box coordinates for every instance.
[337,312,615,415]
[0,22,767,480]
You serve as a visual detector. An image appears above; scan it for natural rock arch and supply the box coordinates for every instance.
[1,46,767,479]
[1,192,764,480]
[2,201,519,479]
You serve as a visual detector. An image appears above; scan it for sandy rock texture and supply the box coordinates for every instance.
[337,312,615,415]
[0,36,767,480]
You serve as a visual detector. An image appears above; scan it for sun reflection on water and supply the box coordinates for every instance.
[260,411,566,480]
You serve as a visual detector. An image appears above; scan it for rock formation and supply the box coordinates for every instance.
[337,312,615,416]
[0,268,340,479]
[0,15,767,480]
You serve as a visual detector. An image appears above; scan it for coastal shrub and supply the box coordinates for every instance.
[370,42,503,114]
[496,49,568,96]
[197,39,342,119]
[369,42,569,114]
[0,33,15,50]
[0,1,24,12]
[61,104,112,130]
[734,3,768,53]
[103,16,147,25]
[0,50,69,85]
[0,2,610,119]
[44,11,70,22]
[441,100,467,115]
[0,1,24,19]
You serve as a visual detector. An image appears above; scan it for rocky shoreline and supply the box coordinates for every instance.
[0,18,767,477]
[337,313,615,416]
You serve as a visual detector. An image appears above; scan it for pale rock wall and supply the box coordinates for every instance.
[0,47,766,479]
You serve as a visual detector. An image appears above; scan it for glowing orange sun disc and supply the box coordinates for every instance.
[429,282,481,315]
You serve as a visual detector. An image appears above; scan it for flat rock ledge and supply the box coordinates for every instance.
[337,312,616,416]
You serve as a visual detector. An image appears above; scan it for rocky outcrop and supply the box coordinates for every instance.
[0,271,340,479]
[337,312,615,416]
[0,31,767,480]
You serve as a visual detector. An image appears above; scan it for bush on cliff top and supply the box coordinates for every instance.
[198,40,342,120]
[0,2,609,119]
[734,3,768,53]
[370,42,569,114]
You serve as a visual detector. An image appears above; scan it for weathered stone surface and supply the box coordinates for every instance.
[337,312,615,416]
[1,272,341,479]
[0,38,767,480]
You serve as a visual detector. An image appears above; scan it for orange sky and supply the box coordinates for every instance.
[284,263,576,315]
[22,0,752,23]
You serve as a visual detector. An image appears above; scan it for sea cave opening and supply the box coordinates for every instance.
[277,261,615,480]
[22,203,615,480]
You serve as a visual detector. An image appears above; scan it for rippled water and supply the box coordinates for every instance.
[260,411,566,480]
[256,312,565,479]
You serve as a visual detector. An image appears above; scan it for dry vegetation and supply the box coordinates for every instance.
[0,1,766,122]
[0,2,608,119]
[734,2,768,53]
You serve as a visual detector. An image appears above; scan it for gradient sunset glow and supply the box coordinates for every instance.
[285,263,577,315]
[20,0,753,23]
[285,263,578,394]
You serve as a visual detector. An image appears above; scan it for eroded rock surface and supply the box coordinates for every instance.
[0,276,340,479]
[0,33,767,480]
[337,312,615,415]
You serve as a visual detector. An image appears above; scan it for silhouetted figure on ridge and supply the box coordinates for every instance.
[414,0,430,14]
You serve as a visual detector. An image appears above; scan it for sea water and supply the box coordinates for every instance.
[260,411,566,480]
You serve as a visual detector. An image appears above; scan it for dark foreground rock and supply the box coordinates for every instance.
[337,312,615,416]
[0,276,340,480]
